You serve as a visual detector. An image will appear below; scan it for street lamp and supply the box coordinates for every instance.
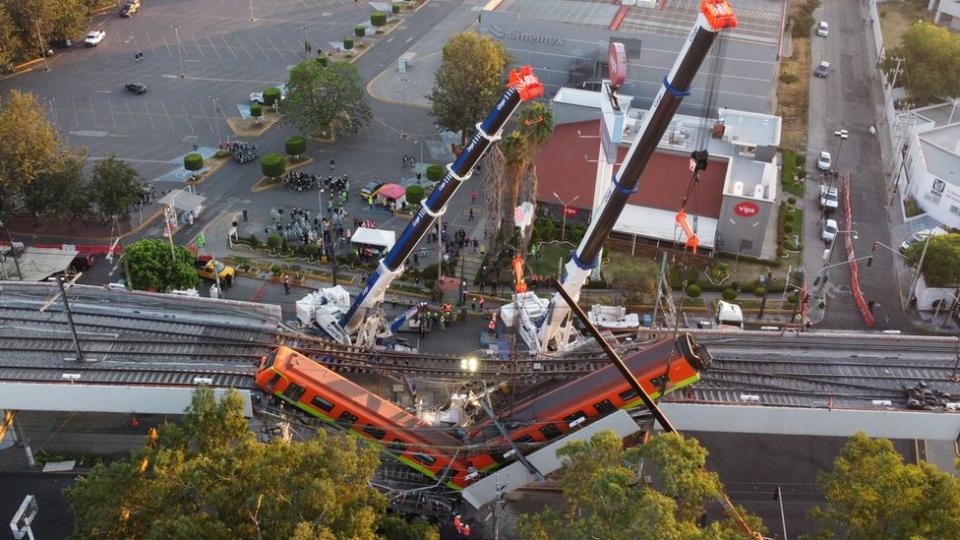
[816,228,858,287]
[399,77,408,139]
[831,129,848,176]
[552,192,580,241]
[413,139,424,168]
[171,25,185,78]
[249,0,255,21]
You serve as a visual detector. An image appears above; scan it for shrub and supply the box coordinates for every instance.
[787,197,797,205]
[316,55,328,66]
[304,244,320,258]
[754,286,766,297]
[426,164,444,182]
[250,103,262,118]
[371,11,387,27]
[686,283,702,298]
[355,25,365,37]
[787,293,799,304]
[284,135,307,158]
[247,234,260,248]
[214,149,230,159]
[343,37,354,50]
[779,72,799,84]
[721,288,737,302]
[263,87,282,106]
[261,153,286,178]
[267,235,283,251]
[406,184,425,206]
[392,4,400,14]
[183,152,203,171]
[784,224,793,234]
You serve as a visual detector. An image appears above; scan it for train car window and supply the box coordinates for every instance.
[362,425,387,440]
[337,411,359,425]
[262,351,277,370]
[265,373,282,391]
[564,411,588,425]
[594,398,616,415]
[387,440,406,455]
[619,388,638,402]
[310,396,334,412]
[513,434,535,444]
[283,383,306,401]
[650,374,669,389]
[539,424,563,440]
[412,452,436,466]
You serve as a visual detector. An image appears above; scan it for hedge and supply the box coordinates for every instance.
[183,152,204,171]
[686,283,702,298]
[250,103,262,118]
[261,153,286,178]
[284,135,306,157]
[392,4,400,14]
[355,25,365,37]
[263,87,282,106]
[343,37,353,50]
[371,11,387,27]
[406,184,425,206]
[426,164,444,182]
[316,55,328,66]
[721,288,737,302]
[267,235,283,251]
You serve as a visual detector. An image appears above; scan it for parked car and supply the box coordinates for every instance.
[900,227,947,253]
[125,82,147,94]
[817,151,832,171]
[249,84,287,104]
[197,260,235,286]
[50,38,74,48]
[814,60,830,78]
[822,218,839,243]
[819,184,838,210]
[360,180,385,199]
[816,21,829,37]
[120,1,140,17]
[84,30,106,47]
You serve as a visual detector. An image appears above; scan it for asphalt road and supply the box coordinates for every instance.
[0,471,78,539]
[803,0,909,331]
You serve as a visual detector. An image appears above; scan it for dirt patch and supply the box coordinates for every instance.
[879,1,931,50]
[226,112,282,138]
[776,35,811,153]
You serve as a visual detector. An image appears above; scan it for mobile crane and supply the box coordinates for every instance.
[508,0,737,352]
[298,67,543,346]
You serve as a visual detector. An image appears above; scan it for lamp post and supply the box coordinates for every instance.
[831,128,848,176]
[414,139,424,168]
[171,25,185,78]
[248,0,255,21]
[399,77,408,139]
[552,192,580,241]
[816,228,858,290]
[35,20,49,72]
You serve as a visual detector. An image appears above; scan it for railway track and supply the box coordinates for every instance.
[0,362,256,389]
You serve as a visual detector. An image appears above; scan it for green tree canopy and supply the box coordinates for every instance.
[123,238,200,292]
[26,152,89,220]
[284,59,372,139]
[810,432,960,539]
[427,32,510,146]
[89,156,144,219]
[0,89,60,211]
[64,388,438,540]
[887,22,960,105]
[904,233,960,287]
[516,431,763,540]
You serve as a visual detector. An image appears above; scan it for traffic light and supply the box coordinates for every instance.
[868,300,875,312]
[872,241,879,252]
[867,256,873,267]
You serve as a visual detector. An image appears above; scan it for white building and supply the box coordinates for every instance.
[893,102,960,229]
[927,0,960,30]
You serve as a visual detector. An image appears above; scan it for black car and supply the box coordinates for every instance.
[125,82,147,95]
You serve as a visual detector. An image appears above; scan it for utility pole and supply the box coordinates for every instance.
[887,56,905,90]
[908,231,934,304]
[57,275,85,362]
[35,19,49,72]
[172,24,185,78]
[436,214,443,281]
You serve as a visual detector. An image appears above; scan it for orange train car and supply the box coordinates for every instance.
[255,346,474,489]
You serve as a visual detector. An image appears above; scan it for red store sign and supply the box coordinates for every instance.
[733,201,759,217]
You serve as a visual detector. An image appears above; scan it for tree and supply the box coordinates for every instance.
[904,233,960,287]
[123,238,200,292]
[343,37,354,51]
[0,89,60,212]
[261,153,286,178]
[183,152,203,177]
[810,432,960,539]
[405,184,425,206]
[89,157,144,219]
[370,11,387,28]
[284,135,306,160]
[427,32,510,146]
[263,86,282,107]
[425,164,444,182]
[65,388,438,540]
[516,431,762,540]
[25,152,89,221]
[0,10,22,71]
[887,22,960,106]
[284,59,372,139]
[250,102,262,121]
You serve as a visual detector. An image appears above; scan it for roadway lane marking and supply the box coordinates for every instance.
[159,74,287,84]
[95,89,112,94]
[219,35,239,59]
[205,35,222,59]
[159,99,176,132]
[182,104,196,133]
[405,37,413,43]
[68,130,109,137]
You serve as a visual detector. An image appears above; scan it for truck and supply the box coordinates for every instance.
[714,300,744,330]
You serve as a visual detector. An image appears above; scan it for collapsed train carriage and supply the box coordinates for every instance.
[464,334,710,472]
[255,346,473,489]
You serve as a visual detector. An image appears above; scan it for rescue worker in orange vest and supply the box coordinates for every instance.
[487,316,496,337]
[453,514,463,534]
[462,523,471,537]
[478,296,485,311]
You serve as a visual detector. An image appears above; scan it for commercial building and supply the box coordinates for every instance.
[536,84,782,259]
[479,0,786,115]
[893,102,960,230]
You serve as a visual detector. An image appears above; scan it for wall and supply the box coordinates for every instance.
[715,194,773,258]
[906,142,960,228]
[479,12,779,115]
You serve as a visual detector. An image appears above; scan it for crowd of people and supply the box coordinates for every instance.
[226,141,257,164]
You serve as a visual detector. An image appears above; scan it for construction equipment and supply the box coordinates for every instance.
[297,67,543,347]
[511,0,737,352]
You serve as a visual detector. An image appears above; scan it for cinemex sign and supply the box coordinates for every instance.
[485,25,564,46]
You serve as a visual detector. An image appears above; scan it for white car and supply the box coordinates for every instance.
[819,184,838,210]
[816,21,829,37]
[249,84,287,104]
[900,227,947,253]
[817,151,832,171]
[822,219,839,243]
[84,30,106,47]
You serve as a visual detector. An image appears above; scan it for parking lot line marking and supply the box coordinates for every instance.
[264,35,286,58]
[219,35,239,59]
[88,96,97,127]
[124,98,136,127]
[248,35,272,60]
[145,32,158,54]
[205,35,222,59]
[107,97,118,128]
[159,99,176,132]
[72,96,80,128]
[197,99,216,138]
[142,100,157,130]
[160,33,173,55]
[234,36,256,60]
[190,36,205,58]
[181,105,196,133]
[277,35,297,58]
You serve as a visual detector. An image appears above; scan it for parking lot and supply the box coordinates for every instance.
[2,0,371,182]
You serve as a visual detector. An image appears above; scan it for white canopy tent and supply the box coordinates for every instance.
[350,227,396,251]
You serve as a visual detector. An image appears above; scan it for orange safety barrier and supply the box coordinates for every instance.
[675,209,700,254]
